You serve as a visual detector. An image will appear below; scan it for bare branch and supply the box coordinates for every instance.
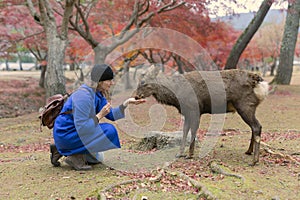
[137,0,185,27]
[69,2,99,48]
[108,24,115,36]
[38,0,49,25]
[16,29,45,42]
[83,0,97,19]
[60,0,75,39]
[137,0,149,16]
[118,0,140,39]
[110,0,185,54]
[43,0,56,21]
[26,0,43,25]
[74,2,89,34]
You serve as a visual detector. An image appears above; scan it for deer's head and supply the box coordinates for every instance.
[134,65,160,99]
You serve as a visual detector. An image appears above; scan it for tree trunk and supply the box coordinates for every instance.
[173,55,185,74]
[124,60,132,89]
[94,45,108,64]
[39,64,47,88]
[26,0,75,97]
[5,59,9,70]
[272,0,300,85]
[270,57,277,76]
[224,0,273,69]
[45,35,67,96]
[41,0,75,97]
[17,53,23,71]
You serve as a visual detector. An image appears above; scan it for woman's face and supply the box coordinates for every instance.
[97,79,114,92]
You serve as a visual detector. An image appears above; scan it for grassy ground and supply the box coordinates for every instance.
[0,69,300,199]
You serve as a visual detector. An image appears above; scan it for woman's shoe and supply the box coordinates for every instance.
[65,154,92,171]
[85,152,104,165]
[50,144,63,167]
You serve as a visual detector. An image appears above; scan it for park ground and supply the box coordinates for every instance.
[0,69,300,199]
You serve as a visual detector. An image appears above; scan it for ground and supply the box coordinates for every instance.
[0,70,300,199]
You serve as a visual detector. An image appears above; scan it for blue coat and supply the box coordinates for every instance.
[53,84,124,156]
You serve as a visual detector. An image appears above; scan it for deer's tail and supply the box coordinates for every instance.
[254,81,269,102]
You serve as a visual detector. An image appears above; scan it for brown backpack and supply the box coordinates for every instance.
[39,93,71,131]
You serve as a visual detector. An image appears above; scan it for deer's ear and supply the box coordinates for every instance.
[150,65,160,77]
[146,64,160,79]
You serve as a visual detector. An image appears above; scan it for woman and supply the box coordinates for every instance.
[50,64,145,170]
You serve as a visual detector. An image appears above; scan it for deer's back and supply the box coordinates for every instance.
[180,70,262,113]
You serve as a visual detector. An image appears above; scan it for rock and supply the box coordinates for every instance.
[135,131,196,151]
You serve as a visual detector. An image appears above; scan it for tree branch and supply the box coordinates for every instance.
[69,1,99,48]
[26,0,43,25]
[108,0,185,54]
[60,0,75,40]
[43,0,56,21]
[118,0,141,39]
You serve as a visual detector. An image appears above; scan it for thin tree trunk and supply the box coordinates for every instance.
[5,58,9,70]
[39,64,47,88]
[270,57,277,76]
[224,0,273,69]
[272,0,300,85]
[124,60,132,89]
[173,54,185,74]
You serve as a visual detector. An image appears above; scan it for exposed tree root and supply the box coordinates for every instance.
[209,161,245,184]
[261,141,300,165]
[99,161,217,200]
[164,169,218,200]
[291,152,300,156]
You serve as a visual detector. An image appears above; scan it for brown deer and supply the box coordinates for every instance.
[134,65,268,165]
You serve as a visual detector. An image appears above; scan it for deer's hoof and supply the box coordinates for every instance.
[245,151,252,155]
[175,153,186,158]
[185,155,193,159]
[248,161,259,166]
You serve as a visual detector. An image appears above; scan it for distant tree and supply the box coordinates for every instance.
[0,2,49,86]
[224,0,274,69]
[272,0,300,85]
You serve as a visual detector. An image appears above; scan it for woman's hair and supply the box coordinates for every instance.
[96,81,112,102]
[102,90,111,102]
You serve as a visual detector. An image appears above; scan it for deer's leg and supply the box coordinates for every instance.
[246,134,254,155]
[235,104,262,165]
[176,116,190,158]
[186,115,200,159]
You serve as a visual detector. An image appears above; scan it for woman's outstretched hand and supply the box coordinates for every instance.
[123,97,146,107]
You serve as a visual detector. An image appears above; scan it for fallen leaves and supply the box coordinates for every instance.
[0,79,45,118]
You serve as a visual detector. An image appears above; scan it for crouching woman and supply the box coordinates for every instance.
[51,64,145,170]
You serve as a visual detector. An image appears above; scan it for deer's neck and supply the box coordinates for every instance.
[152,84,181,112]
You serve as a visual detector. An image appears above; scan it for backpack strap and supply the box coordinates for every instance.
[58,86,92,116]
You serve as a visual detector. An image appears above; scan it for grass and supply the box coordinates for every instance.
[0,69,300,199]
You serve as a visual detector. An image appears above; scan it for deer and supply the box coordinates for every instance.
[134,65,269,165]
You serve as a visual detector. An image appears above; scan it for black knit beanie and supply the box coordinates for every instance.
[91,64,114,82]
